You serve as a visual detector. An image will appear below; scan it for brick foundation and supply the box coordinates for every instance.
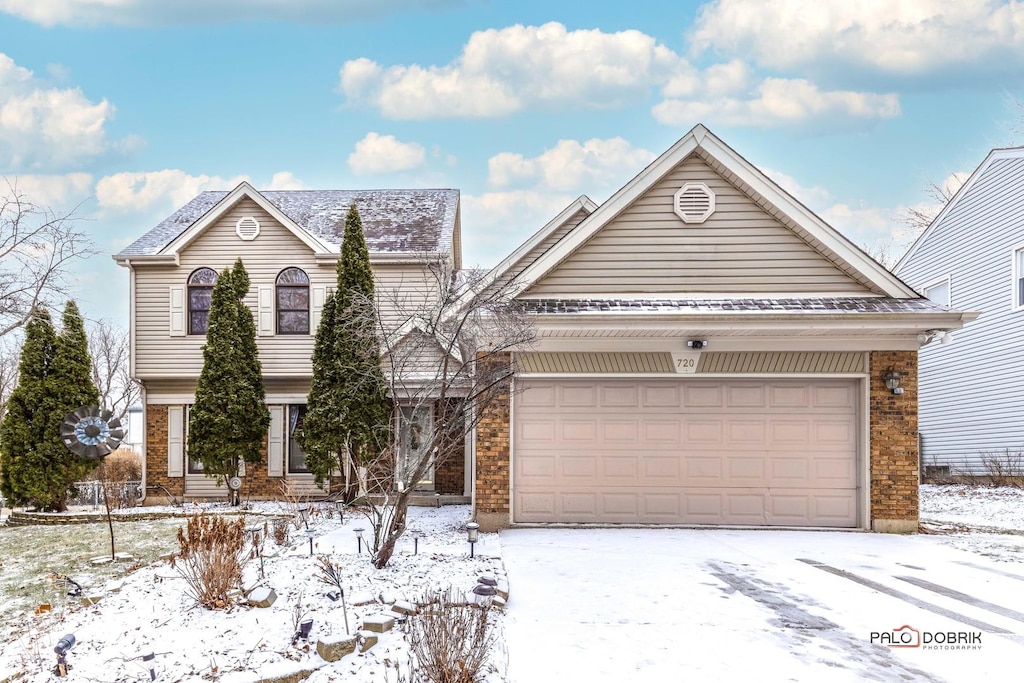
[869,350,919,532]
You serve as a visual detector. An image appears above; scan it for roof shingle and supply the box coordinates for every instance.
[117,188,459,257]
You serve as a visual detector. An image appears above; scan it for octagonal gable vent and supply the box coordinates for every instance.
[673,183,715,224]
[235,216,261,241]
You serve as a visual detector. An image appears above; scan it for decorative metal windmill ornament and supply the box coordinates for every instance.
[60,406,124,459]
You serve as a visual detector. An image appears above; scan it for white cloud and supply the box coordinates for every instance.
[653,77,900,127]
[3,172,93,209]
[264,171,306,190]
[691,0,1024,77]
[761,167,833,210]
[95,169,249,213]
[488,138,654,192]
[339,22,687,119]
[0,53,124,170]
[347,132,427,175]
[0,0,465,27]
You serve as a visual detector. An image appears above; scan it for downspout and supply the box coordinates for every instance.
[127,259,147,505]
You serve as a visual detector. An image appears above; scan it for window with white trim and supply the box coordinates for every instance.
[287,404,308,473]
[188,268,218,335]
[1015,247,1024,309]
[276,268,310,334]
[923,278,950,307]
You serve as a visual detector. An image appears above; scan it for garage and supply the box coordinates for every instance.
[513,378,859,526]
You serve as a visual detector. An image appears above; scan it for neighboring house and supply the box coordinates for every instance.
[473,125,974,533]
[895,146,1022,476]
[114,187,467,501]
[117,124,975,533]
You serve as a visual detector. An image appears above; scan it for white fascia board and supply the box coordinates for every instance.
[314,251,450,265]
[531,337,918,353]
[513,123,919,300]
[113,254,178,266]
[694,132,920,299]
[895,146,1024,272]
[159,181,331,257]
[512,132,703,293]
[484,195,597,286]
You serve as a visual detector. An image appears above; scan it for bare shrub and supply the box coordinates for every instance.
[409,590,497,683]
[90,449,142,509]
[981,448,1024,487]
[271,518,291,546]
[172,514,247,609]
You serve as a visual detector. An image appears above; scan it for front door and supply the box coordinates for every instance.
[398,405,434,491]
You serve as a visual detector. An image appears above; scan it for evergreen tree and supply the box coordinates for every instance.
[0,302,100,510]
[188,259,269,503]
[301,204,390,493]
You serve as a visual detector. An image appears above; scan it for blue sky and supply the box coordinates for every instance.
[1,0,1022,326]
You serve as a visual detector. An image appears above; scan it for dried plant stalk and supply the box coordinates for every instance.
[172,513,247,609]
[409,590,496,683]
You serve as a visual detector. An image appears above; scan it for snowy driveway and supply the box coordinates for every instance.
[498,529,1024,682]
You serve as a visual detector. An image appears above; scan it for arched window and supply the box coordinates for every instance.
[188,268,218,335]
[276,268,310,334]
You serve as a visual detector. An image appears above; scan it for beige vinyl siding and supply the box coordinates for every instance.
[133,197,440,379]
[525,155,873,296]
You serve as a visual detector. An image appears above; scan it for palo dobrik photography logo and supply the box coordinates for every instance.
[871,625,921,648]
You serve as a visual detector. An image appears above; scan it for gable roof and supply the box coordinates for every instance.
[114,182,460,262]
[895,145,1024,272]
[512,124,919,299]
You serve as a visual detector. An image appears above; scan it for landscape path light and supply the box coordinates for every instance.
[467,522,480,558]
[306,527,315,555]
[354,527,365,554]
[298,506,310,530]
[334,499,344,522]
[411,529,421,555]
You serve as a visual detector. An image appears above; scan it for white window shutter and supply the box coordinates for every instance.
[167,406,184,477]
[258,286,274,336]
[311,286,326,331]
[267,405,284,477]
[169,286,185,337]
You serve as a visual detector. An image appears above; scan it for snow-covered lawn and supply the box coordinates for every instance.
[1,485,1023,682]
[0,503,503,682]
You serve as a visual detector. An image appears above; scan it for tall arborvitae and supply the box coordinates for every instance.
[301,204,390,495]
[0,302,100,510]
[300,290,343,485]
[188,259,269,502]
[0,308,58,508]
[50,300,102,507]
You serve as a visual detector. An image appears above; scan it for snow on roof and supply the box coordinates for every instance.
[117,188,460,257]
[519,297,947,314]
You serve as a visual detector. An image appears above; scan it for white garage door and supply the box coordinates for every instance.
[513,378,859,526]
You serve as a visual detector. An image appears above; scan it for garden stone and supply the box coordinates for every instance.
[316,635,357,662]
[492,596,507,609]
[361,614,395,633]
[105,579,124,593]
[81,594,102,606]
[358,631,378,652]
[391,600,417,616]
[496,579,509,600]
[350,591,376,606]
[114,552,134,562]
[90,556,113,565]
[247,587,277,608]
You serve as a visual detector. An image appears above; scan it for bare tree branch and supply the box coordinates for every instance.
[354,256,535,568]
[88,319,138,422]
[0,338,18,421]
[0,178,95,338]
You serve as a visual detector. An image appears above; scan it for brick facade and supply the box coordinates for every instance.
[869,350,920,532]
[144,400,463,504]
[473,354,512,531]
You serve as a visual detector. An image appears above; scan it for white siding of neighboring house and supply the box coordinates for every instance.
[132,197,442,379]
[525,155,874,297]
[896,154,1024,474]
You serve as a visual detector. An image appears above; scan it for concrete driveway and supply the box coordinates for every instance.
[498,528,1024,682]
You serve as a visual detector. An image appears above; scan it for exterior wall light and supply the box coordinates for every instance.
[884,368,904,395]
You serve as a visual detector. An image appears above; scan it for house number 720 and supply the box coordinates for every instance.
[670,351,700,374]
[676,358,695,369]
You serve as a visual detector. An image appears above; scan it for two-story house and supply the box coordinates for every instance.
[896,146,1024,477]
[114,187,466,501]
[118,125,975,532]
